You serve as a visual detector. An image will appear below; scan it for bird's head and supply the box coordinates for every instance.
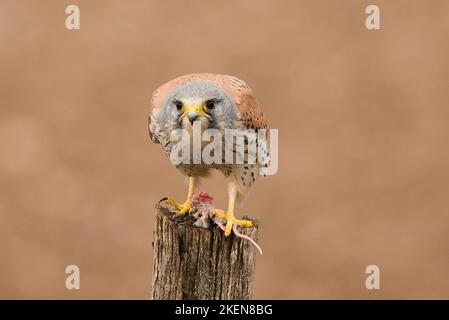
[163,81,237,130]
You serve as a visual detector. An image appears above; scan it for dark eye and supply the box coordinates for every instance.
[204,100,215,111]
[174,100,183,111]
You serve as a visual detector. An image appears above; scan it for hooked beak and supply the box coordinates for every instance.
[184,105,203,124]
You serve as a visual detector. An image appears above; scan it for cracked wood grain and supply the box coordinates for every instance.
[151,204,259,300]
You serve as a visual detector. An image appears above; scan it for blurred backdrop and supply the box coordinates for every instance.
[1,0,449,299]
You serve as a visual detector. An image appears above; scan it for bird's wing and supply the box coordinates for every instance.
[147,113,159,144]
[217,75,268,130]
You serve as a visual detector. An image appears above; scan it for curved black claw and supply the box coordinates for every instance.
[158,196,168,204]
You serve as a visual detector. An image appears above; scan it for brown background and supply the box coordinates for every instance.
[1,0,448,299]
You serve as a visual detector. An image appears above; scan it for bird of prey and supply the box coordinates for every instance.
[148,73,268,236]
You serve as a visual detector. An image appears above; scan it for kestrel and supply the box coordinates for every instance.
[148,73,269,236]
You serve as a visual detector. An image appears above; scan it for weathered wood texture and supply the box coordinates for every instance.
[151,204,259,300]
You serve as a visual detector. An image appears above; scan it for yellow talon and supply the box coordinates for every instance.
[212,209,226,219]
[164,177,196,217]
[213,209,253,237]
[165,197,181,210]
[166,197,192,216]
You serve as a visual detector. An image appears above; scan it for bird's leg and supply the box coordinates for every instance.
[166,176,195,216]
[213,181,253,237]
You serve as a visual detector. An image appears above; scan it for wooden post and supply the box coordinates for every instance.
[151,204,259,300]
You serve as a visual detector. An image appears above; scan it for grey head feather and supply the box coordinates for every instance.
[156,81,238,131]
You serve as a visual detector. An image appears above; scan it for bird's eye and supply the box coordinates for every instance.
[174,100,183,111]
[204,100,215,112]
